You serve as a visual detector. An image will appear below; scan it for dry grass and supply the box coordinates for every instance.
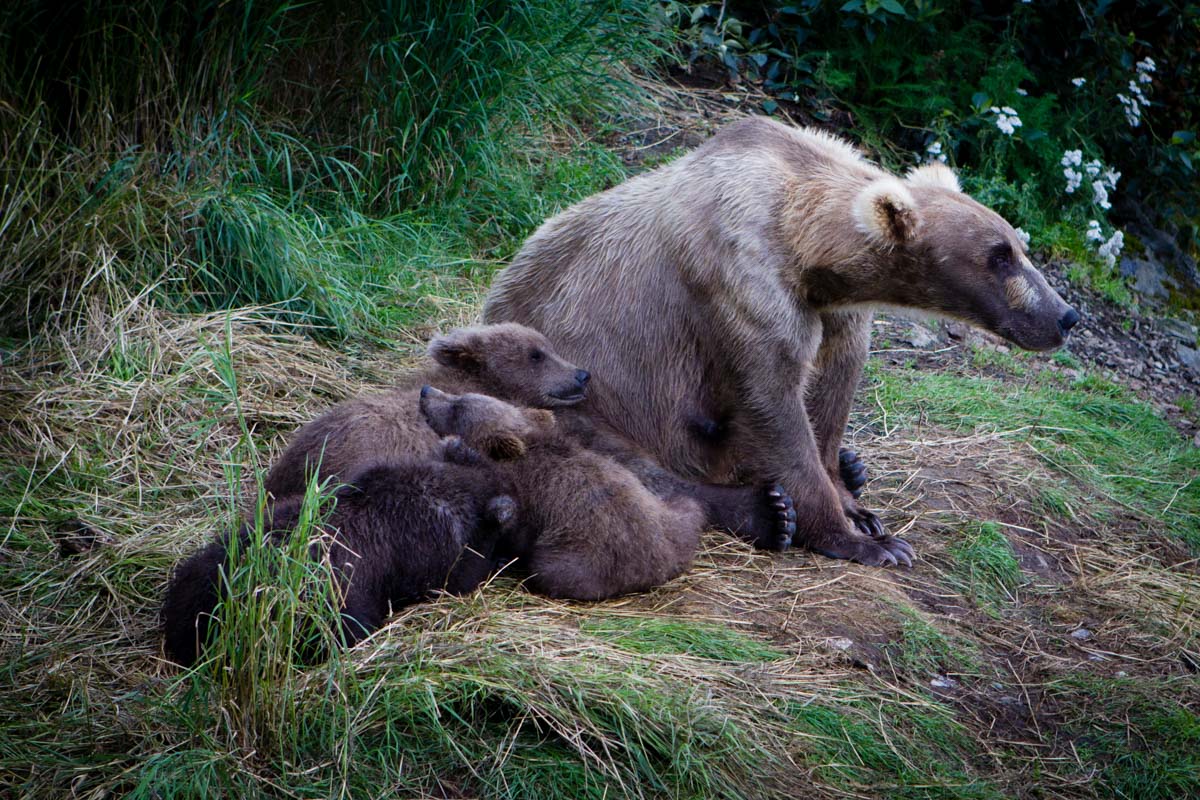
[3,261,1199,796]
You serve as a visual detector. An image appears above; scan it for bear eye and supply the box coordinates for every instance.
[529,349,544,363]
[988,243,1013,271]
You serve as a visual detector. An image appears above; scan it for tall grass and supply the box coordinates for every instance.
[0,0,658,338]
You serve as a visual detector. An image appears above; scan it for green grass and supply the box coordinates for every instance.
[580,616,784,662]
[1050,677,1200,800]
[884,604,982,677]
[867,366,1200,548]
[947,522,1024,616]
[790,697,1003,799]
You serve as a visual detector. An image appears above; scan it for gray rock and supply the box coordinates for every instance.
[1121,254,1176,299]
[904,323,938,349]
[1071,628,1093,641]
[1178,345,1200,375]
[1159,317,1199,344]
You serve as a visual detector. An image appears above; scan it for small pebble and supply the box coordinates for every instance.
[1071,628,1092,641]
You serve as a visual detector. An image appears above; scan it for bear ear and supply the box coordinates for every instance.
[853,178,920,246]
[428,329,485,372]
[526,409,556,432]
[906,163,961,193]
[483,432,527,461]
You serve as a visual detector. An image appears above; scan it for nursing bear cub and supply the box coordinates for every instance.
[419,387,793,600]
[161,456,519,666]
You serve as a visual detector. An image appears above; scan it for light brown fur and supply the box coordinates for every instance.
[483,116,1078,567]
[420,388,707,600]
[263,323,589,500]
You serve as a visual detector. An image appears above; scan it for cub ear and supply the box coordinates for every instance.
[906,163,961,192]
[483,432,527,461]
[526,409,556,432]
[428,329,485,372]
[853,178,920,246]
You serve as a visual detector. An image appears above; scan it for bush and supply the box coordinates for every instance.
[0,0,657,337]
[661,0,1200,297]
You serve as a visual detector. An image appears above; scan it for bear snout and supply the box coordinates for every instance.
[1057,308,1081,334]
[575,369,591,388]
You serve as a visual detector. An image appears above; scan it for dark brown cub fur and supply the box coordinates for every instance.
[162,456,517,666]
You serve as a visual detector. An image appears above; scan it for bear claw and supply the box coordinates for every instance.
[838,448,869,499]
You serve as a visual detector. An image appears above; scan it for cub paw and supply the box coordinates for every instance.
[838,448,868,498]
[441,436,484,465]
[756,484,797,551]
[486,495,519,530]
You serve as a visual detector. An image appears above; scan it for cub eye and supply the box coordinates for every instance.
[988,243,1014,271]
[529,349,544,363]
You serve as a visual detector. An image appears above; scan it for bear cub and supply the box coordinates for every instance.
[264,323,589,501]
[418,387,795,600]
[162,454,518,666]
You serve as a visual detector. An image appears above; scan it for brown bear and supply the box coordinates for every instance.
[268,321,796,551]
[162,455,519,666]
[483,116,1080,567]
[418,386,796,600]
[263,322,590,501]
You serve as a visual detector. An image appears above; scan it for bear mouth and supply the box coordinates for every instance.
[545,388,587,405]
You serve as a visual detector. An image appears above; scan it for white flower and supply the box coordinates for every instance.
[1015,88,1028,96]
[1014,227,1031,246]
[1064,167,1083,193]
[990,106,1023,135]
[1138,71,1153,84]
[1117,93,1142,127]
[1086,220,1104,243]
[924,139,947,163]
[1071,77,1086,87]
[1097,229,1124,267]
[1102,167,1121,189]
[1092,180,1111,210]
[1061,149,1083,167]
[1136,56,1156,74]
[1084,159,1102,178]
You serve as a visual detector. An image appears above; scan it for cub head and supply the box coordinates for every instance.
[418,385,555,460]
[427,323,590,407]
[853,164,1080,351]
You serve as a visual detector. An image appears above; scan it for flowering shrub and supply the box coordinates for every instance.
[661,0,1200,303]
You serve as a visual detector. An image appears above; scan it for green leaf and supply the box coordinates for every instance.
[1171,130,1196,145]
[762,99,779,114]
[878,0,907,15]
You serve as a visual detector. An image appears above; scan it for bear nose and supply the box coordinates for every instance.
[420,385,432,398]
[1057,308,1081,334]
[575,369,590,386]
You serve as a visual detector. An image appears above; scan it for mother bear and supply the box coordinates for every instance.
[484,116,1079,566]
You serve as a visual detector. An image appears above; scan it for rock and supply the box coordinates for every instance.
[1070,628,1092,641]
[1159,317,1198,344]
[1193,431,1200,448]
[1177,345,1200,375]
[930,676,958,690]
[826,637,853,652]
[1120,253,1177,299]
[904,323,938,349]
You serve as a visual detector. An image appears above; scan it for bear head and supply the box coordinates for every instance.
[418,385,556,460]
[427,323,591,407]
[852,163,1079,351]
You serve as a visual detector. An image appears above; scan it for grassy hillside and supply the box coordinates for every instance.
[2,3,1198,798]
